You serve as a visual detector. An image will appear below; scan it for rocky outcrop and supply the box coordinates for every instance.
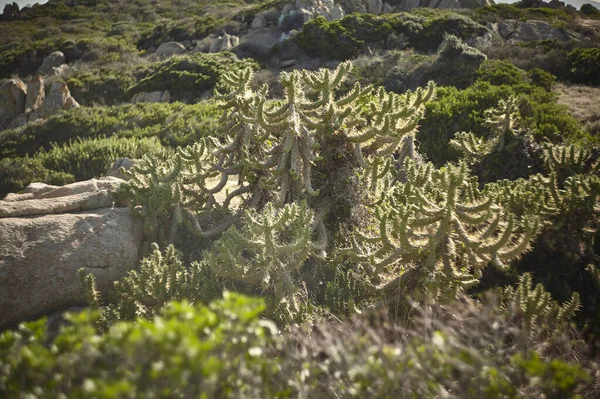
[279,0,345,31]
[155,41,187,57]
[37,51,66,75]
[107,158,137,180]
[0,78,27,130]
[131,90,171,103]
[49,63,70,77]
[25,75,45,114]
[0,177,143,329]
[39,81,80,116]
[492,19,585,42]
[1,178,124,216]
[3,78,79,130]
[236,29,279,60]
[251,13,268,29]
[193,33,241,54]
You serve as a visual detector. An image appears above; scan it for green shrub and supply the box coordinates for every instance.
[418,61,586,165]
[0,156,75,198]
[0,294,282,398]
[474,4,574,24]
[1,291,595,398]
[129,52,258,103]
[476,59,527,86]
[67,66,138,105]
[38,135,164,182]
[0,135,164,198]
[527,67,557,90]
[296,11,487,60]
[137,14,224,50]
[568,47,600,85]
[581,3,600,17]
[0,101,221,159]
[67,52,259,105]
[0,38,65,78]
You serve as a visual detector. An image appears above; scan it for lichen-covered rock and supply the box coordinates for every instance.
[37,51,66,75]
[0,207,143,329]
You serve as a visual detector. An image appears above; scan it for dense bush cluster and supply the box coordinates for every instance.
[296,10,487,60]
[2,286,597,397]
[66,52,259,105]
[1,1,600,396]
[418,60,590,166]
[0,102,221,197]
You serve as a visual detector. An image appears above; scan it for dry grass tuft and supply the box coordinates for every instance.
[554,83,600,136]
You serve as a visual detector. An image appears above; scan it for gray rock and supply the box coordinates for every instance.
[34,177,123,200]
[0,190,115,218]
[470,31,494,48]
[236,29,279,60]
[0,207,143,329]
[49,64,70,77]
[155,41,186,57]
[131,90,171,103]
[549,27,584,41]
[6,114,28,130]
[298,8,313,23]
[25,75,44,114]
[397,0,421,10]
[281,59,297,67]
[437,0,460,8]
[499,19,519,38]
[0,78,27,129]
[279,12,306,31]
[331,4,345,19]
[38,51,66,75]
[282,3,294,15]
[517,20,552,41]
[486,22,500,36]
[251,13,267,29]
[33,81,78,118]
[107,158,137,180]
[23,182,59,195]
[209,33,240,53]
[366,0,383,13]
[220,20,242,35]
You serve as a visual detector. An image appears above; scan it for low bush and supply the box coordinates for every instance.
[1,288,596,397]
[67,66,138,105]
[568,47,600,85]
[0,101,221,160]
[418,60,587,165]
[483,39,600,84]
[474,4,574,24]
[137,14,225,50]
[128,52,259,103]
[0,136,164,198]
[67,51,259,105]
[296,10,487,60]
